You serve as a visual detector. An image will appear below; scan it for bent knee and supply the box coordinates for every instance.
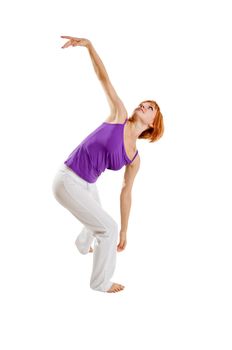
[96,219,118,238]
[107,219,118,234]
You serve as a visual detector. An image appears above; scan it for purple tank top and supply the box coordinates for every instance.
[64,117,138,183]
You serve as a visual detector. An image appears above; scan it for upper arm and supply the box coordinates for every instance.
[121,154,140,194]
[100,77,128,119]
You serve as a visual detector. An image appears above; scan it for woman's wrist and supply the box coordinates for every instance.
[120,230,127,237]
[86,40,93,50]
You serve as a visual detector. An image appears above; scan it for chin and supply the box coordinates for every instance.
[134,110,142,117]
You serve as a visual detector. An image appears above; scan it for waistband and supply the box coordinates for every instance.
[58,163,88,185]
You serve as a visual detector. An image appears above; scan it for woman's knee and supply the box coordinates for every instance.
[105,219,118,240]
[106,216,118,230]
[96,218,118,238]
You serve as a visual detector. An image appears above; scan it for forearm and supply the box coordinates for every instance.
[87,42,109,81]
[120,191,131,232]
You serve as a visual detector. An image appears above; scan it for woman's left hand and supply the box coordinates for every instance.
[117,231,127,252]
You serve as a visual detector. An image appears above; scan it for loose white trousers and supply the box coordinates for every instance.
[52,163,118,292]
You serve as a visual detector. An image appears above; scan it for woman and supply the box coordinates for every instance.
[52,36,164,293]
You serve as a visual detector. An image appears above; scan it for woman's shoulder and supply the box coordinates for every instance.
[103,111,128,124]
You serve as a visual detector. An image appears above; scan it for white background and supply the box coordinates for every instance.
[0,0,231,349]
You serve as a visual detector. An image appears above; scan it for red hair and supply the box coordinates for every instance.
[131,99,164,143]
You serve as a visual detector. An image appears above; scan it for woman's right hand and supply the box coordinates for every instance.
[60,36,91,49]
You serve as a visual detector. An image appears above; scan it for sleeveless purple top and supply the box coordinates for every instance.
[64,117,139,183]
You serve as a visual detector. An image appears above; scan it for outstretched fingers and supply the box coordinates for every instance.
[61,41,72,48]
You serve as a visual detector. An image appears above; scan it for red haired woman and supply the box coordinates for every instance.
[52,36,164,293]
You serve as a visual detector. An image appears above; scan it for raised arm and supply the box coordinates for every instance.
[87,41,127,118]
[61,36,127,118]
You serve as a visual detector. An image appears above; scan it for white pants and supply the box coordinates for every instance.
[52,163,118,292]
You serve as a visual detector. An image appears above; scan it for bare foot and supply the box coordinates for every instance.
[89,246,93,253]
[107,283,125,293]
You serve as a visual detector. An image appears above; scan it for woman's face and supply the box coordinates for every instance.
[134,102,157,127]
